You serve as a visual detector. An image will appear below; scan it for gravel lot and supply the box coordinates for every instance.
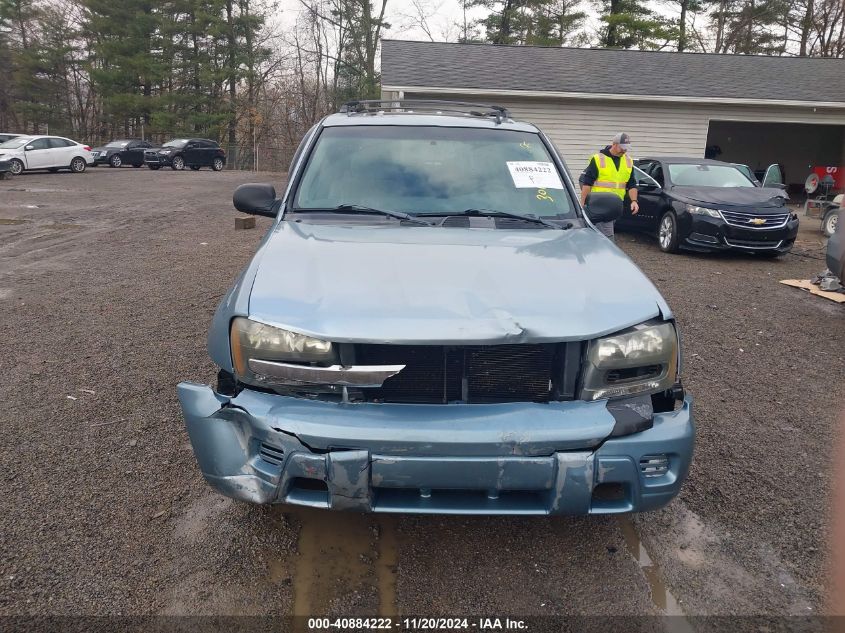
[1,168,842,624]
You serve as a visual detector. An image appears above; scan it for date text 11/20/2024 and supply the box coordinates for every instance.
[307,617,528,630]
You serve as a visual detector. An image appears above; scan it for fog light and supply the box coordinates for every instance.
[640,455,669,478]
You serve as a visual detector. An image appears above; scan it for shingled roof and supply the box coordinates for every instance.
[381,40,845,105]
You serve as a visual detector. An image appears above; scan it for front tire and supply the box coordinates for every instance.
[212,157,224,171]
[171,155,185,171]
[109,154,122,168]
[70,157,87,173]
[658,211,680,253]
[9,159,23,175]
[823,209,839,237]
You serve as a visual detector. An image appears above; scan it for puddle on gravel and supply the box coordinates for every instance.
[375,515,398,617]
[619,516,690,621]
[7,187,68,193]
[284,507,399,623]
[44,222,83,230]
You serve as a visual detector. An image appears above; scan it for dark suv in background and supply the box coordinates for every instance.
[144,138,226,171]
[91,139,151,168]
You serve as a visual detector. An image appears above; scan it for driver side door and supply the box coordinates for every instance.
[23,138,54,169]
[619,162,663,231]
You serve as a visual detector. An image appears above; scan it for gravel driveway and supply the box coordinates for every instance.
[1,169,842,625]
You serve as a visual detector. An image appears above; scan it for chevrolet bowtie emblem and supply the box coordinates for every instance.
[748,218,767,225]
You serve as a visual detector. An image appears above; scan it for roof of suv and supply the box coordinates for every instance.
[322,99,542,132]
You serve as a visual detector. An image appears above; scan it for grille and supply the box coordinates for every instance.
[258,442,285,466]
[354,343,569,404]
[724,237,783,249]
[719,210,789,229]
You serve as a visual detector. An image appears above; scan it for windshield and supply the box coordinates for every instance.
[293,126,576,219]
[668,164,755,188]
[0,137,32,149]
[106,141,131,148]
[163,139,188,148]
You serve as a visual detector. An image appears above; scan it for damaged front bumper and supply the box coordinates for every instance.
[177,382,694,515]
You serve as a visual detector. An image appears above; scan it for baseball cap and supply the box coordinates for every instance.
[612,132,632,152]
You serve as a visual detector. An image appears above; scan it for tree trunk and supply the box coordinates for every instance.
[605,0,620,47]
[678,0,688,51]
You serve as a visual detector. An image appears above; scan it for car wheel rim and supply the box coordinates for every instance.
[174,157,183,169]
[72,159,84,172]
[659,217,673,248]
[112,157,121,167]
[828,215,839,234]
[214,159,223,170]
[10,161,22,175]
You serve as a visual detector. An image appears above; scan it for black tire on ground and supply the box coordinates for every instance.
[657,211,680,253]
[171,155,185,171]
[823,209,839,238]
[132,163,143,168]
[189,165,201,171]
[212,157,224,172]
[9,159,24,175]
[70,157,87,173]
[148,165,160,170]
[109,154,122,168]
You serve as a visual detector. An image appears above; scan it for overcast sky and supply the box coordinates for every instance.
[273,0,680,46]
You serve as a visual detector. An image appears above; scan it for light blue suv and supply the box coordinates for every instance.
[178,100,694,515]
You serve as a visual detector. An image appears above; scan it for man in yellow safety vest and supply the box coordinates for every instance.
[579,132,639,240]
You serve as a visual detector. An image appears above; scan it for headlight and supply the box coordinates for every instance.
[686,204,720,218]
[230,317,337,385]
[580,322,679,401]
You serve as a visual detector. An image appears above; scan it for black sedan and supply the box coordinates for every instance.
[616,157,799,256]
[143,138,226,171]
[90,139,152,167]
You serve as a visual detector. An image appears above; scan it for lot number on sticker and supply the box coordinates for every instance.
[507,161,564,189]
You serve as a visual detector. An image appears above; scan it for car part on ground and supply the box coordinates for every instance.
[825,208,845,284]
[177,100,694,516]
[823,206,840,238]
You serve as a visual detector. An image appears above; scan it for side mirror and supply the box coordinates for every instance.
[25,145,34,151]
[233,183,277,217]
[637,181,661,193]
[584,192,623,224]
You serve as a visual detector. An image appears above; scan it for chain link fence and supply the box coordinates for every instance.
[221,143,297,173]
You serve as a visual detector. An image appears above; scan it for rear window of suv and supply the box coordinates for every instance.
[293,126,576,219]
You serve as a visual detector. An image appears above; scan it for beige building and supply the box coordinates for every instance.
[381,40,845,193]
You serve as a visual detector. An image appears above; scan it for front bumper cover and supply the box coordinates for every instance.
[682,214,799,253]
[177,382,694,515]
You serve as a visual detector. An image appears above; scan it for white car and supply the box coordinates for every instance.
[0,135,94,174]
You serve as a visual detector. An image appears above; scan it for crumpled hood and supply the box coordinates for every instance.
[669,185,788,211]
[247,222,666,344]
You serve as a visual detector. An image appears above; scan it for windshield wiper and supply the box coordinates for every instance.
[296,204,433,226]
[419,209,564,229]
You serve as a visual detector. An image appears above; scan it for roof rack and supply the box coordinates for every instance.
[339,100,512,123]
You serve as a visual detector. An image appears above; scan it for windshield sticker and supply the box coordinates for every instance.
[506,161,564,189]
[536,189,554,202]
